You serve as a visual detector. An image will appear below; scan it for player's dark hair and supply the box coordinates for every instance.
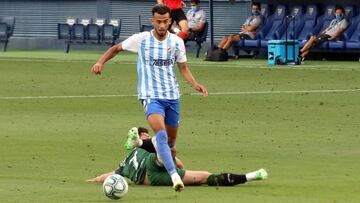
[335,5,345,14]
[138,127,149,134]
[141,139,156,153]
[252,2,261,10]
[152,4,171,16]
[191,0,200,4]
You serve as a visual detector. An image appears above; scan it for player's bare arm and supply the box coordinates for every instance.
[87,171,114,183]
[329,28,345,40]
[190,22,205,32]
[88,157,184,184]
[244,24,257,32]
[91,43,123,75]
[177,62,208,96]
[181,1,186,7]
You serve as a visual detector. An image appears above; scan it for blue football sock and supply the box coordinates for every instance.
[155,130,177,175]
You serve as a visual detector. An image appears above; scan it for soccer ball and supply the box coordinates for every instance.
[103,174,128,200]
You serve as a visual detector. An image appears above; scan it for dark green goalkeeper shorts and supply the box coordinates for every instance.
[145,153,185,186]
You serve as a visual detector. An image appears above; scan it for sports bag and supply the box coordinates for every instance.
[206,46,228,61]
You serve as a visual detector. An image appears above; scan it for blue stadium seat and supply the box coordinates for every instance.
[87,18,105,43]
[138,15,153,32]
[102,24,115,44]
[141,25,154,32]
[102,19,121,45]
[297,5,319,47]
[345,15,360,49]
[110,19,121,41]
[57,17,77,41]
[313,5,336,49]
[0,22,9,51]
[242,4,271,48]
[259,5,287,47]
[313,5,336,34]
[279,5,305,40]
[260,4,272,18]
[95,18,106,26]
[0,16,15,52]
[57,17,78,53]
[0,16,15,37]
[72,24,86,43]
[328,6,355,49]
[57,23,71,40]
[345,5,356,17]
[66,17,78,26]
[87,24,100,43]
[72,18,91,43]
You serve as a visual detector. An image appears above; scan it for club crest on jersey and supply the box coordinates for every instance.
[152,58,175,66]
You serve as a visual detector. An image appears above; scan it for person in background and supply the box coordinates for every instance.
[186,0,206,40]
[217,2,262,52]
[157,0,189,40]
[300,6,348,62]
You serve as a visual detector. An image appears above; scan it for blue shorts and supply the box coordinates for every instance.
[141,99,180,128]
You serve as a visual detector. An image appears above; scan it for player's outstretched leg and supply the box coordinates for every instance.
[207,168,268,186]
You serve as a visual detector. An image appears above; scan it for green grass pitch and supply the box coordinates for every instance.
[0,50,359,202]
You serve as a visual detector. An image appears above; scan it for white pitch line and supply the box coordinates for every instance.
[0,89,359,100]
[0,94,137,100]
[1,58,359,71]
[190,88,360,95]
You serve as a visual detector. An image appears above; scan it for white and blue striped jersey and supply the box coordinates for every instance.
[122,31,187,100]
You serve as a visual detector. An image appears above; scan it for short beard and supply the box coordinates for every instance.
[155,29,166,37]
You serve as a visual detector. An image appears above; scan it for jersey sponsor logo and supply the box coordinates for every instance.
[152,58,175,66]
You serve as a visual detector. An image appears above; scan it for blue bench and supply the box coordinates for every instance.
[345,14,360,50]
[297,5,318,47]
[232,4,287,54]
[232,4,360,57]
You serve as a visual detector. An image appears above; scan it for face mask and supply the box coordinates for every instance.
[335,13,344,20]
[252,10,260,16]
[191,6,199,12]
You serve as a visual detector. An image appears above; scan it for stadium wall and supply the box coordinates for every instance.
[0,0,251,50]
[258,0,360,6]
[257,0,360,15]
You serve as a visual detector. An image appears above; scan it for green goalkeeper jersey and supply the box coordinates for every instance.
[115,147,185,186]
[115,148,149,184]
